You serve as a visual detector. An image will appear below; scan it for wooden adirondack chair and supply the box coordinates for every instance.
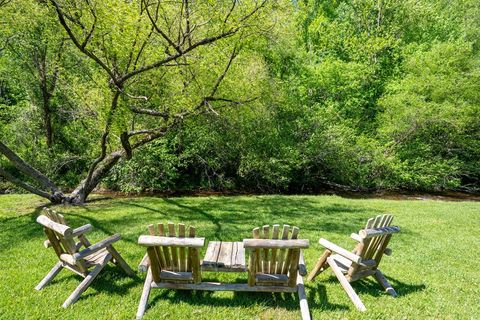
[244,224,311,320]
[136,222,205,320]
[36,208,134,308]
[307,214,400,311]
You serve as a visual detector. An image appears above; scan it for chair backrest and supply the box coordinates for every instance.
[36,208,88,274]
[244,224,309,287]
[347,214,400,280]
[138,222,204,284]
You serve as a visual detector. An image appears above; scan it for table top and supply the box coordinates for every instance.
[201,241,247,272]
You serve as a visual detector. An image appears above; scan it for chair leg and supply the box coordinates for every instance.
[35,261,63,290]
[327,257,366,312]
[296,272,311,320]
[307,249,331,281]
[107,245,135,276]
[136,268,153,320]
[62,254,110,308]
[374,269,397,297]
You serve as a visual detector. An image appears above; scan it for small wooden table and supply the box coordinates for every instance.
[201,241,246,272]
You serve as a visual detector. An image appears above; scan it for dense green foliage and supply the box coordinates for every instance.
[1,194,479,318]
[1,0,479,194]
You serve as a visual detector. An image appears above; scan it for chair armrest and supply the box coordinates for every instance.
[319,238,362,264]
[138,253,150,272]
[73,234,121,262]
[298,250,307,276]
[72,224,93,238]
[350,233,362,242]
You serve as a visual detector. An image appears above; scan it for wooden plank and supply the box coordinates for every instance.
[360,226,400,239]
[348,268,377,282]
[136,268,153,320]
[232,242,246,271]
[252,227,261,272]
[138,253,150,272]
[160,270,193,281]
[187,226,195,271]
[106,245,134,276]
[374,269,397,297]
[243,239,309,249]
[71,224,93,238]
[276,225,289,274]
[298,250,307,276]
[283,226,299,274]
[297,273,311,320]
[248,250,256,286]
[138,235,205,248]
[191,248,201,283]
[37,215,72,237]
[147,246,161,283]
[157,223,165,236]
[62,253,111,308]
[270,224,279,273]
[327,256,366,312]
[35,261,63,290]
[178,224,186,272]
[168,223,178,271]
[148,224,166,269]
[262,225,270,273]
[319,238,362,264]
[287,249,300,287]
[201,241,221,271]
[151,281,297,293]
[217,241,234,269]
[256,273,289,284]
[307,249,332,281]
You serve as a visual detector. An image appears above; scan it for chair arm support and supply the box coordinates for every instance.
[71,224,93,238]
[298,250,307,276]
[73,234,121,262]
[350,233,362,242]
[319,238,362,264]
[138,253,150,273]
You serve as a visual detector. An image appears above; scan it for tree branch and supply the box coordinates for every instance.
[50,0,116,82]
[0,142,60,193]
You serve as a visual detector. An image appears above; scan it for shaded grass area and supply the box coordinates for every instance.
[0,194,479,319]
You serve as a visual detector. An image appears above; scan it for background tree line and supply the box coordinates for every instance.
[0,0,479,201]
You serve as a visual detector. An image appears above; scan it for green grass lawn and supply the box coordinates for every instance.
[0,194,479,319]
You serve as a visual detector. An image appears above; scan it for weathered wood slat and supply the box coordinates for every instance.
[282,226,299,274]
[256,273,289,284]
[178,224,186,272]
[136,268,153,320]
[270,224,280,273]
[296,273,311,320]
[276,225,289,274]
[262,225,270,273]
[252,227,261,272]
[168,223,179,271]
[62,253,112,308]
[160,270,193,281]
[244,239,309,249]
[138,235,205,248]
[138,253,150,272]
[327,256,366,312]
[151,281,298,293]
[201,241,221,270]
[35,261,63,291]
[37,215,72,237]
